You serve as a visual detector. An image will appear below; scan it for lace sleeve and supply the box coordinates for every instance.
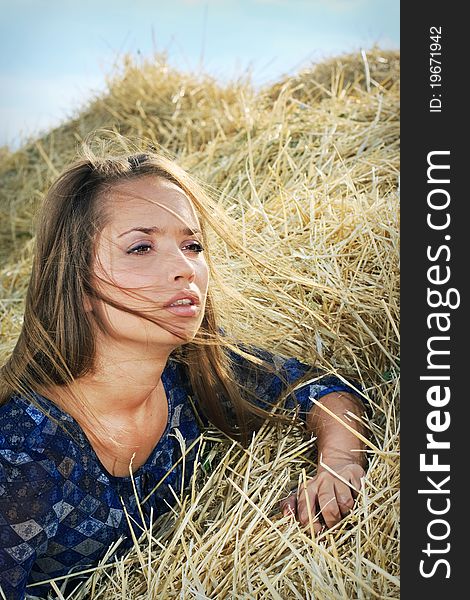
[229,346,363,421]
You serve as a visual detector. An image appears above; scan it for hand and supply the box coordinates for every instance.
[279,463,365,532]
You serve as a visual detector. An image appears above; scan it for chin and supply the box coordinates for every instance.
[151,322,201,346]
[108,315,204,349]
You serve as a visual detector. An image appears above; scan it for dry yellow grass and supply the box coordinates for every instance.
[0,47,399,598]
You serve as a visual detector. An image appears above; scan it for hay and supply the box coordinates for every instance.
[0,46,399,598]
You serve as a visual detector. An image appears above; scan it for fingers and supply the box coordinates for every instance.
[280,489,323,533]
[296,476,326,532]
[280,491,297,518]
[284,465,364,530]
[348,464,365,498]
[296,484,323,533]
[318,480,354,528]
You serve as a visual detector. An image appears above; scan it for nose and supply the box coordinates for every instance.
[168,248,196,283]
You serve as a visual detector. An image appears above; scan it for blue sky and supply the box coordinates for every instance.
[0,0,399,148]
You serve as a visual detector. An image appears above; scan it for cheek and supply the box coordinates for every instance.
[93,257,154,292]
[197,261,210,295]
[93,242,148,290]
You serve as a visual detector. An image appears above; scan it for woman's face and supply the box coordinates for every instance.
[90,176,209,351]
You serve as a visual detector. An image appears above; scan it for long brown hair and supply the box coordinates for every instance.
[0,148,302,445]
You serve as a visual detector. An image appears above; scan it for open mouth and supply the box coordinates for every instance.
[164,295,200,316]
[168,298,194,307]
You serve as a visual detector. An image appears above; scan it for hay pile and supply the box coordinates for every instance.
[0,47,399,598]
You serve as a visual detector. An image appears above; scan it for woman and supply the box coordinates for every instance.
[0,150,368,599]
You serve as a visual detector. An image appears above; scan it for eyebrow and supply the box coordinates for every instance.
[117,226,201,238]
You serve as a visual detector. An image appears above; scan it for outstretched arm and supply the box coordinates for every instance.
[281,391,368,531]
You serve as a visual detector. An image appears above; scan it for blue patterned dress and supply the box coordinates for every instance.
[0,350,359,599]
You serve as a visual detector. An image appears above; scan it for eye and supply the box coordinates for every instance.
[127,243,153,255]
[182,241,204,254]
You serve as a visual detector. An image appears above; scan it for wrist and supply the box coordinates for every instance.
[318,447,366,470]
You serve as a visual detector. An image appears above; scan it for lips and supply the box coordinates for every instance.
[163,290,201,317]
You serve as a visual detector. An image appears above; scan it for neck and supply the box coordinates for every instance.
[43,335,180,422]
[41,338,178,476]
[75,338,175,417]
